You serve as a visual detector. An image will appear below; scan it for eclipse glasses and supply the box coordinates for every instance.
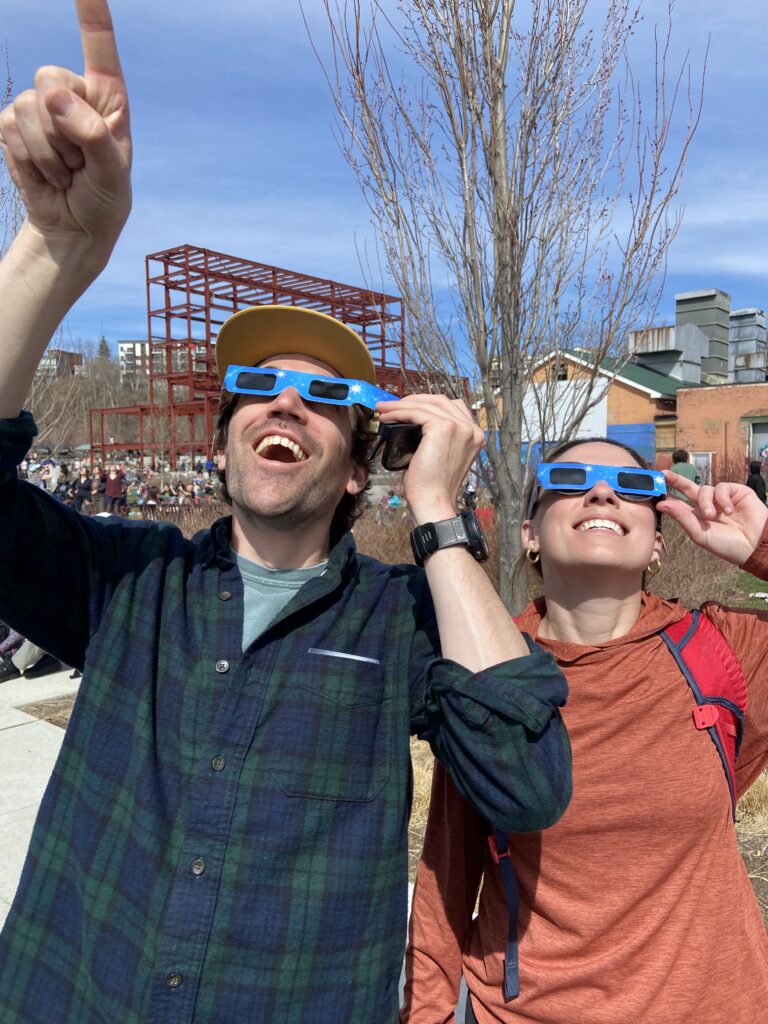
[527,462,666,518]
[223,365,395,411]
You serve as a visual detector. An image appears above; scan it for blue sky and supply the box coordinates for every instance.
[3,0,768,347]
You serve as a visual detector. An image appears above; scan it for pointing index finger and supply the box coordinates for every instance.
[76,0,124,80]
[663,468,698,496]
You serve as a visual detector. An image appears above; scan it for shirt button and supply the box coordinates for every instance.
[191,858,206,876]
[166,972,183,989]
[211,755,226,772]
[218,590,232,601]
[215,659,229,673]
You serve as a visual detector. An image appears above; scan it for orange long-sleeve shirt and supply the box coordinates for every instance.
[402,535,768,1024]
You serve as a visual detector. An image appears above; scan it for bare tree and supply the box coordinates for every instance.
[311,0,704,610]
[23,334,155,450]
[0,48,24,256]
[24,333,86,448]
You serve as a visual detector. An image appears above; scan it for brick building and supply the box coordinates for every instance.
[675,382,768,482]
[524,351,698,464]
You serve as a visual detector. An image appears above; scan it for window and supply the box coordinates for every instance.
[751,422,768,460]
[690,452,713,485]
[655,423,676,449]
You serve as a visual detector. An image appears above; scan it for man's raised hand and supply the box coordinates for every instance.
[0,0,131,262]
[375,393,485,525]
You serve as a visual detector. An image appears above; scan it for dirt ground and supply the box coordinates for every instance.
[22,694,78,730]
[21,694,768,926]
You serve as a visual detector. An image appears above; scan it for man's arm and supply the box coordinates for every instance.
[376,392,531,667]
[377,394,572,830]
[0,0,132,416]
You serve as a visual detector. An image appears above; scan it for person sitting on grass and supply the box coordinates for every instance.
[403,436,768,1024]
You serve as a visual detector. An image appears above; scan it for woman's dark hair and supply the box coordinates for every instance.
[750,460,762,475]
[213,392,377,547]
[519,435,662,581]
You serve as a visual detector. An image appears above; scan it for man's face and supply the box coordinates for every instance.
[218,354,368,533]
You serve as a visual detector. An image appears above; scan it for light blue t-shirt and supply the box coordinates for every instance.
[234,550,328,651]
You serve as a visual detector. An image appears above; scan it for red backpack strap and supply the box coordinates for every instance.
[661,610,747,819]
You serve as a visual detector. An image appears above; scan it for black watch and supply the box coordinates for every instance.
[410,508,489,567]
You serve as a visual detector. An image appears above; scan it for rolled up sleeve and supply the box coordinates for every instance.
[408,593,572,833]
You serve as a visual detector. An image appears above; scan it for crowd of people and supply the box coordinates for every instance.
[16,451,223,516]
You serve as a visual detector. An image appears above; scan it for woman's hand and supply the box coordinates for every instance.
[657,471,768,565]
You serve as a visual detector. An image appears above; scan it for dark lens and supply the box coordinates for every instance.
[235,370,277,392]
[380,424,422,471]
[616,470,655,492]
[308,379,350,401]
[548,466,587,486]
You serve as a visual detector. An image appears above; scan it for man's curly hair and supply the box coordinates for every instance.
[214,393,377,547]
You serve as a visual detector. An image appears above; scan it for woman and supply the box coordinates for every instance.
[402,437,768,1024]
[103,463,125,513]
[69,466,92,512]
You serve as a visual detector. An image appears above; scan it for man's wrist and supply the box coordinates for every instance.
[12,220,113,282]
[408,502,457,527]
[411,508,489,566]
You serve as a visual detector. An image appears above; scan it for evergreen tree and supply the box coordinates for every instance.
[96,335,111,361]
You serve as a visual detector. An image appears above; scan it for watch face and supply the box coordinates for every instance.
[460,508,489,562]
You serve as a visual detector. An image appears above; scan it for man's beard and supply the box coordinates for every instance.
[224,434,349,535]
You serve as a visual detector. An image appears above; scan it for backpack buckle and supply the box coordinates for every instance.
[693,704,720,730]
[488,834,510,864]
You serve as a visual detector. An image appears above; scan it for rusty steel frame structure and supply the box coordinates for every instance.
[88,243,434,469]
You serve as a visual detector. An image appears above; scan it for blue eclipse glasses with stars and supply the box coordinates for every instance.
[527,462,666,518]
[222,365,396,412]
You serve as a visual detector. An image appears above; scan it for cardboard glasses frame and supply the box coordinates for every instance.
[526,462,667,519]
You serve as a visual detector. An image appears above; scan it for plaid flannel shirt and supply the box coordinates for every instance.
[0,412,571,1024]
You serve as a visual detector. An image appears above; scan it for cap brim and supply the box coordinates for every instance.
[215,305,376,387]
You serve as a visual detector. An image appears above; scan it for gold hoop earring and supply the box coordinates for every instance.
[526,548,540,565]
[647,559,661,576]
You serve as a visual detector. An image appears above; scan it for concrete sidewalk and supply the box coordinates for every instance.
[0,665,80,930]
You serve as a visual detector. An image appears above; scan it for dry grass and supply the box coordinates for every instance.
[409,738,435,878]
[150,501,230,537]
[737,775,768,923]
[22,694,78,730]
[738,774,768,834]
[645,519,743,607]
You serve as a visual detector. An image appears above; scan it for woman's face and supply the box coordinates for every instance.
[522,442,663,581]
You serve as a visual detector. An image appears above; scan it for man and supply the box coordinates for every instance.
[0,3,571,1021]
[670,448,701,486]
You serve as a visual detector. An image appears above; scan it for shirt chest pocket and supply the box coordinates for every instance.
[265,649,393,802]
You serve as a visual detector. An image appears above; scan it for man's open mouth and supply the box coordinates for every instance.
[254,435,308,464]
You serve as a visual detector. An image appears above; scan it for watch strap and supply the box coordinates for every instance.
[410,509,486,567]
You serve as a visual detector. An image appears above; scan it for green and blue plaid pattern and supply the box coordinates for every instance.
[0,412,571,1023]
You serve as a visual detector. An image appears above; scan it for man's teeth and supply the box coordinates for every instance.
[255,436,307,462]
[578,519,625,536]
